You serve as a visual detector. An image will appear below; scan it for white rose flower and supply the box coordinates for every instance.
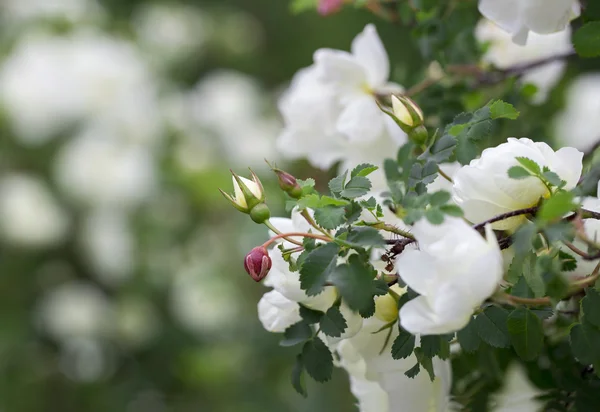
[257,290,302,333]
[475,19,572,104]
[0,174,69,247]
[277,25,406,184]
[452,138,583,230]
[554,74,600,151]
[478,0,580,45]
[397,217,503,335]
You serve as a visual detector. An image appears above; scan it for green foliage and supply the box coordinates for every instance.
[457,319,481,353]
[299,243,341,296]
[292,355,307,397]
[329,254,381,316]
[281,321,313,347]
[302,337,334,382]
[582,289,600,329]
[314,205,347,229]
[489,101,520,120]
[538,191,577,222]
[320,305,348,337]
[391,329,416,359]
[475,306,511,348]
[574,22,600,57]
[507,307,544,361]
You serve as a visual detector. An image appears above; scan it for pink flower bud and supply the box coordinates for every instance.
[318,0,344,16]
[273,168,302,199]
[244,246,272,282]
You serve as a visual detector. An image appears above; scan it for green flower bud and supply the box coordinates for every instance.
[249,203,271,224]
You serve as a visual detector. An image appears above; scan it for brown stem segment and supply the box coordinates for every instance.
[262,232,331,249]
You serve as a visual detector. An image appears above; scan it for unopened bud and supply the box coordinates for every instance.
[220,169,266,214]
[244,246,272,282]
[374,284,405,322]
[249,203,271,224]
[273,168,302,199]
[391,95,424,128]
[408,125,428,145]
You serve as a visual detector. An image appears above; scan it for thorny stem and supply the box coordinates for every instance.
[472,206,538,231]
[262,232,331,249]
[365,222,415,239]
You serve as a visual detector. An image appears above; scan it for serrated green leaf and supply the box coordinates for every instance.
[422,134,456,163]
[574,22,600,57]
[299,243,340,296]
[281,321,313,347]
[508,166,532,179]
[475,306,511,348]
[351,163,378,178]
[329,255,377,315]
[297,178,316,196]
[558,250,578,272]
[320,306,348,338]
[290,0,318,13]
[449,124,468,136]
[328,171,347,195]
[404,362,420,379]
[314,206,346,230]
[490,101,520,120]
[582,288,600,328]
[345,201,363,224]
[344,227,385,248]
[291,354,307,397]
[515,157,541,175]
[455,134,479,165]
[302,337,333,382]
[538,191,577,222]
[466,120,492,141]
[341,176,371,199]
[542,171,563,187]
[507,307,544,361]
[457,319,480,353]
[414,347,435,381]
[391,329,415,359]
[420,335,442,358]
[299,305,324,324]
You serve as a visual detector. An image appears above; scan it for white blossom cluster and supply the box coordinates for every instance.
[257,20,599,411]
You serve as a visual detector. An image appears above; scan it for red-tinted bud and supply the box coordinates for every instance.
[244,246,272,282]
[273,168,303,199]
[318,0,343,15]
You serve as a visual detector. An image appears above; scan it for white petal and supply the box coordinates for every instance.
[257,290,301,333]
[396,249,438,297]
[336,96,384,143]
[478,0,523,34]
[351,24,389,88]
[314,48,366,101]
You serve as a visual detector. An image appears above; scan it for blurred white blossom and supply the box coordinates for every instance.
[37,281,113,342]
[133,2,210,68]
[59,338,112,383]
[478,0,580,45]
[554,74,600,151]
[0,0,104,25]
[476,19,572,104]
[0,174,68,247]
[80,210,135,286]
[0,30,162,145]
[54,129,156,209]
[115,297,160,348]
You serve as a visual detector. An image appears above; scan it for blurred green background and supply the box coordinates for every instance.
[0,1,424,411]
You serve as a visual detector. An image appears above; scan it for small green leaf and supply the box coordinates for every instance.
[314,206,346,230]
[582,288,600,328]
[574,21,600,57]
[319,306,348,338]
[302,337,333,382]
[281,321,313,347]
[425,208,445,225]
[345,227,385,248]
[291,354,307,397]
[328,171,347,195]
[329,255,377,315]
[570,323,600,365]
[515,157,541,175]
[457,319,480,353]
[421,134,456,163]
[475,306,511,348]
[404,362,420,379]
[542,171,563,187]
[299,243,340,296]
[414,347,435,381]
[490,101,520,120]
[507,307,544,361]
[439,204,464,217]
[538,191,577,222]
[508,166,532,179]
[351,163,378,178]
[429,191,451,206]
[341,176,372,199]
[299,305,324,324]
[297,178,317,196]
[523,253,545,298]
[391,329,415,359]
[466,120,492,141]
[420,335,442,358]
